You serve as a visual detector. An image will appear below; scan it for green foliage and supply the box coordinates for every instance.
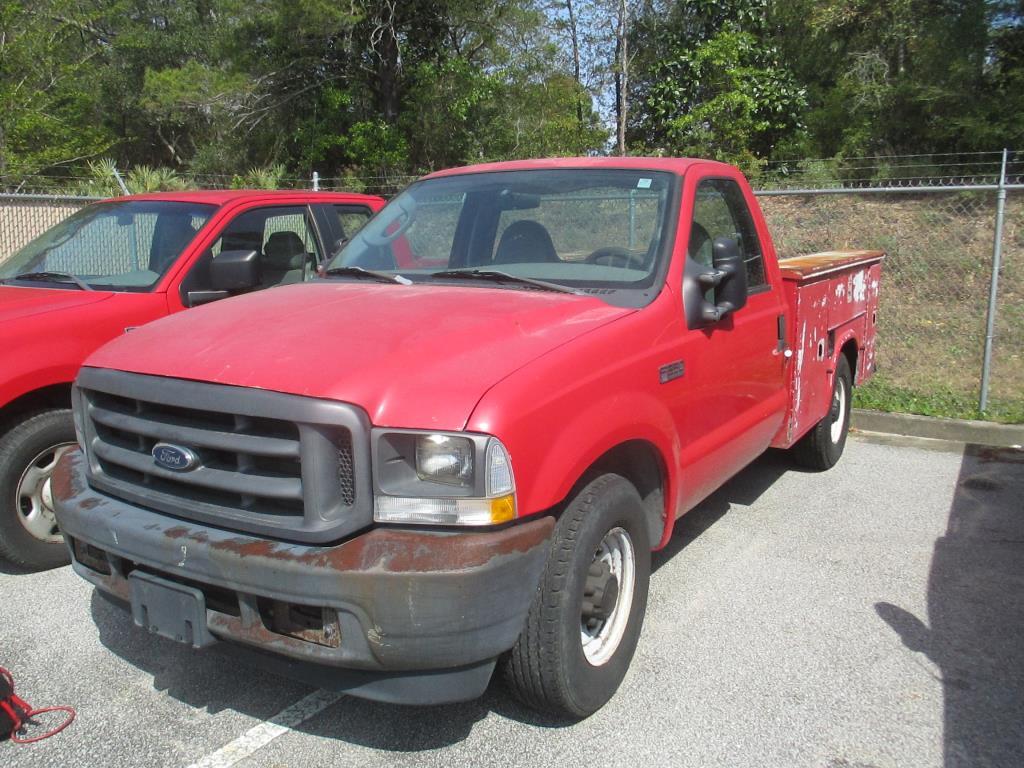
[232,165,289,190]
[0,0,1022,183]
[628,2,806,171]
[854,378,1024,425]
[126,166,189,193]
[0,1,116,174]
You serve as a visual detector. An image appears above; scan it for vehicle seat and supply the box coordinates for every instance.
[262,231,310,286]
[493,220,559,265]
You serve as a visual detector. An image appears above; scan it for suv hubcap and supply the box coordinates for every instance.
[16,444,75,543]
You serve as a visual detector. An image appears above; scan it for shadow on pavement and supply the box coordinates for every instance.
[875,445,1024,767]
[90,591,571,751]
[653,448,793,571]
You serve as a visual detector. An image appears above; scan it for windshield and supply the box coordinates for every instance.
[0,200,216,291]
[326,169,676,305]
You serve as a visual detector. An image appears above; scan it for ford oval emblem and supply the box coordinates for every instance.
[152,443,200,472]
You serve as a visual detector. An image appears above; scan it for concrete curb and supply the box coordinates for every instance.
[851,409,1024,448]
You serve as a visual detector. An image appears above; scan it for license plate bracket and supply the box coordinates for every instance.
[129,571,217,648]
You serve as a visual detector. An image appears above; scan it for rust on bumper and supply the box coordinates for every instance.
[53,448,554,672]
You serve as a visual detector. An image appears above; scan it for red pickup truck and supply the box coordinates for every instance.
[52,158,882,717]
[0,190,385,570]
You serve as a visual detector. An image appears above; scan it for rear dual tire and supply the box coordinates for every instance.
[504,473,651,718]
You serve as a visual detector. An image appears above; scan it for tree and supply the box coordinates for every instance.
[0,1,116,176]
[628,0,806,171]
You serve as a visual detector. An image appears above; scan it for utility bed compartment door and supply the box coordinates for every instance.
[773,250,884,447]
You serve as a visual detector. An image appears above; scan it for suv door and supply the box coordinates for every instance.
[177,204,325,307]
[674,170,788,508]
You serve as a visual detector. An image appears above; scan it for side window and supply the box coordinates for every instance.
[690,179,767,291]
[331,205,372,243]
[181,206,322,302]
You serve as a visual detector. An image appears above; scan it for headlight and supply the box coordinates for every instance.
[373,430,516,526]
[415,434,474,486]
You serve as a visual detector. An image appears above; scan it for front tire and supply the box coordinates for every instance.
[792,355,853,471]
[0,410,76,571]
[504,473,651,718]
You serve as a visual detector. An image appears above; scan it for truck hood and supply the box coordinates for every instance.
[0,285,112,323]
[85,282,632,429]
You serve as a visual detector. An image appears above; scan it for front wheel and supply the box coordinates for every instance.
[503,473,651,718]
[792,355,853,471]
[0,410,76,571]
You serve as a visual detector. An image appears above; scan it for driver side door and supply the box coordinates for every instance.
[672,171,788,509]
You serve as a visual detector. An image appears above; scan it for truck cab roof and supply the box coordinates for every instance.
[422,156,734,180]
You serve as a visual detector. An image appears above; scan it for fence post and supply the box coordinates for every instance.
[628,189,636,249]
[979,148,1009,413]
[312,171,320,191]
[111,164,130,196]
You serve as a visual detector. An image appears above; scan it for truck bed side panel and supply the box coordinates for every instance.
[772,251,884,448]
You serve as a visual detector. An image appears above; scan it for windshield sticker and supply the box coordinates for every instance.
[636,178,652,189]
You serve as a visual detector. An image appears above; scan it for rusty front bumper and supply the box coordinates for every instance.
[53,449,553,703]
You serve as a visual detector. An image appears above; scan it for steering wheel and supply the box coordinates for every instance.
[358,198,414,247]
[585,247,646,270]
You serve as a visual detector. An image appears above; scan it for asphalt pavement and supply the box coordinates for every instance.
[3,434,1022,768]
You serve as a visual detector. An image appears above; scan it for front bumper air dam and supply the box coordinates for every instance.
[52,449,554,705]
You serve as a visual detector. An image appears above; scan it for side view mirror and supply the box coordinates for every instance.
[186,249,261,307]
[210,249,260,292]
[698,237,748,324]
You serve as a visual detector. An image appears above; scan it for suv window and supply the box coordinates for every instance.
[330,205,373,241]
[690,179,767,291]
[180,206,323,303]
[0,201,214,291]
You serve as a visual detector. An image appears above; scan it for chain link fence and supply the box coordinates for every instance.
[1,160,1021,423]
[757,187,1022,422]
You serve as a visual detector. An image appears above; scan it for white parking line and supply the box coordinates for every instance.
[184,689,343,768]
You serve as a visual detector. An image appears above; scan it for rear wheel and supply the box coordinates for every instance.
[0,410,76,571]
[793,355,853,470]
[503,473,651,718]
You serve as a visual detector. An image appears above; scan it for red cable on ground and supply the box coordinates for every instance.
[0,666,76,744]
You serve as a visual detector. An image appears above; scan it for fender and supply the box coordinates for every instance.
[516,390,680,546]
[0,365,78,412]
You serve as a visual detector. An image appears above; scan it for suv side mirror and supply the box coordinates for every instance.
[698,237,748,323]
[186,249,261,307]
[210,249,260,292]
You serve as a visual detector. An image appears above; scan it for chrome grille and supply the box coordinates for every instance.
[76,368,372,543]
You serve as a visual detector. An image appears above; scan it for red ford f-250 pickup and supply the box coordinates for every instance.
[0,190,384,570]
[53,158,883,717]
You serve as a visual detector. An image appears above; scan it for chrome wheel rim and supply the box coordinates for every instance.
[830,377,847,444]
[16,443,75,543]
[581,526,635,666]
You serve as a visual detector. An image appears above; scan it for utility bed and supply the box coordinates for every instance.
[774,250,885,447]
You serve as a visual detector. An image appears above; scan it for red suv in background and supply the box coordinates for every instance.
[0,189,385,571]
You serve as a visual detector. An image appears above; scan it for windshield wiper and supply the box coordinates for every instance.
[9,271,93,291]
[322,266,411,285]
[430,269,580,295]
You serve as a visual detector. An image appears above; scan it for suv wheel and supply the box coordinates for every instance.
[0,410,76,571]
